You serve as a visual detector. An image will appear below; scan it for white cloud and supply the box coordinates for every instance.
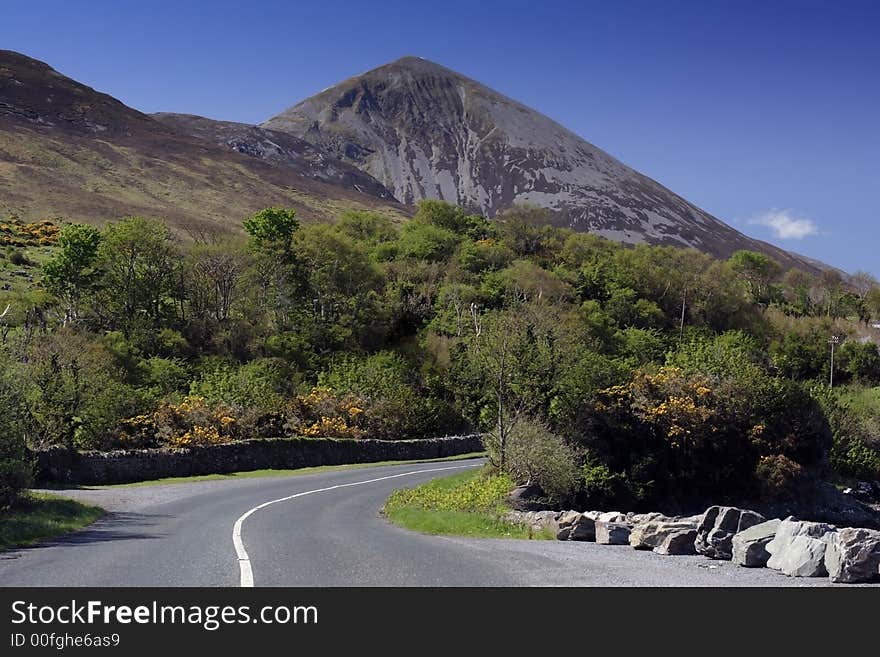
[749,208,819,240]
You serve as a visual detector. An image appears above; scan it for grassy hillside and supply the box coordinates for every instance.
[0,124,410,235]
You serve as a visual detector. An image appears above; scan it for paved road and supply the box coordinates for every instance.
[0,459,869,587]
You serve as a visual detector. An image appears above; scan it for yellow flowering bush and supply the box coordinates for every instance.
[117,414,159,448]
[284,387,367,439]
[0,216,60,246]
[598,367,716,447]
[118,396,239,448]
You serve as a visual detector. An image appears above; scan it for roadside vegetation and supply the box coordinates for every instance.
[0,200,879,512]
[0,493,104,550]
[384,469,553,539]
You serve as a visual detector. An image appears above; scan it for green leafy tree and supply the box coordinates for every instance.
[94,217,180,333]
[467,306,562,470]
[0,351,32,508]
[728,250,781,306]
[42,223,102,325]
[243,208,302,329]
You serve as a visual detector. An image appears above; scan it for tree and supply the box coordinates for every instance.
[468,306,561,470]
[412,200,489,239]
[94,217,180,332]
[866,287,880,323]
[335,210,397,247]
[728,250,781,306]
[850,271,877,302]
[243,207,300,246]
[811,270,844,319]
[186,237,251,322]
[782,268,813,316]
[294,223,386,350]
[396,222,460,261]
[243,208,302,329]
[42,223,102,325]
[496,204,557,258]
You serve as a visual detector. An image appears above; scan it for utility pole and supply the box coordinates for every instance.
[679,288,687,343]
[828,335,841,388]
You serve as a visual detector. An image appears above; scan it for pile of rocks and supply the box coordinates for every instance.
[505,504,880,584]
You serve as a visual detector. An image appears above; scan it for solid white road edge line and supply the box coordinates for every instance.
[232,463,480,587]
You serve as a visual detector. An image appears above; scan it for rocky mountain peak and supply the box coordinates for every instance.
[262,57,822,271]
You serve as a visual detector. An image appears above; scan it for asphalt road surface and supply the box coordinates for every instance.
[0,459,870,587]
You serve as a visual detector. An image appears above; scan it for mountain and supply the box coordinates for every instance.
[264,56,821,271]
[0,50,406,234]
[151,113,394,200]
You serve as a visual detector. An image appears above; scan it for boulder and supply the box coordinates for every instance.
[506,483,546,511]
[825,527,880,584]
[629,518,699,550]
[597,511,627,523]
[766,518,836,577]
[732,519,780,567]
[505,510,559,534]
[595,521,632,545]
[569,514,597,541]
[695,506,766,560]
[654,529,698,555]
[627,512,667,524]
[557,510,581,529]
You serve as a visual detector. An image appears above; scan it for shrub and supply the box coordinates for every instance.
[840,342,880,385]
[190,358,294,413]
[8,250,30,266]
[755,454,806,499]
[487,418,579,505]
[122,396,239,447]
[813,386,880,480]
[318,352,461,440]
[585,365,832,506]
[139,357,190,397]
[580,460,636,509]
[284,387,367,439]
[0,367,32,509]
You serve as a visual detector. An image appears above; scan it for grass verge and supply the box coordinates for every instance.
[63,451,487,490]
[0,493,105,550]
[383,469,554,540]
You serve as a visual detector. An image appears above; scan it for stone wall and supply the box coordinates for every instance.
[33,435,484,486]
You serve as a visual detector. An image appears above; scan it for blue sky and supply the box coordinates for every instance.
[2,0,878,276]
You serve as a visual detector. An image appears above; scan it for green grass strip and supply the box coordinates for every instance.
[383,469,554,540]
[0,493,105,550]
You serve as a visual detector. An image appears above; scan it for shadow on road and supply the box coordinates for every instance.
[0,511,167,559]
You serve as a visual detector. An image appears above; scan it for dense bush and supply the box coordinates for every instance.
[813,386,880,481]
[489,418,580,505]
[283,386,368,439]
[580,365,832,506]
[119,396,239,448]
[0,361,32,509]
[318,351,460,440]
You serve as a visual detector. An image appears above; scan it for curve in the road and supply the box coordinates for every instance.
[1,458,872,587]
[231,463,478,587]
